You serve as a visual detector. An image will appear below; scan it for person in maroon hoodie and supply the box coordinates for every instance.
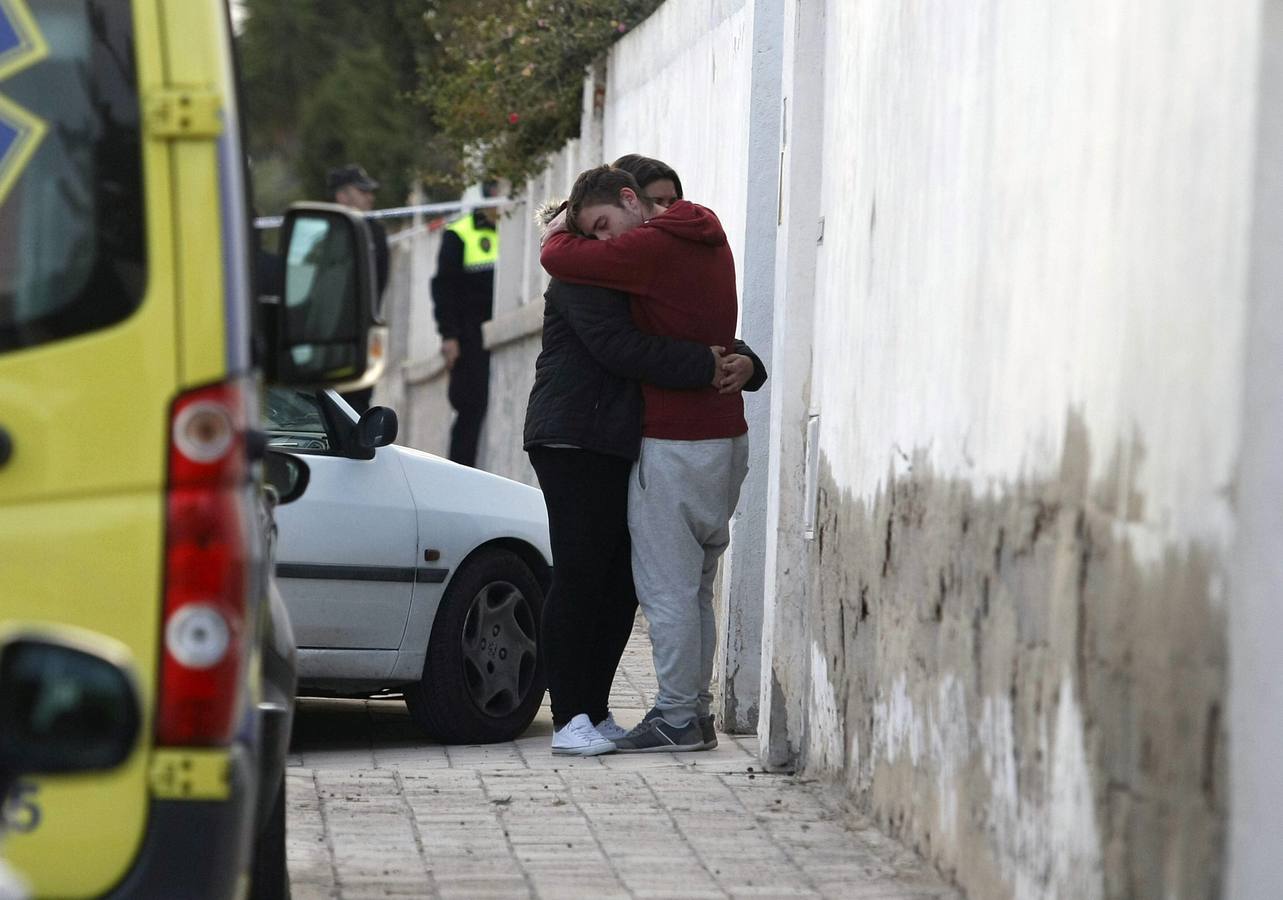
[541,165,750,752]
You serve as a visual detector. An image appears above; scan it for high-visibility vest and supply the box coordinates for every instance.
[445,214,498,273]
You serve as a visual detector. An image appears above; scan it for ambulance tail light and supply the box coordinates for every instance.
[157,380,252,746]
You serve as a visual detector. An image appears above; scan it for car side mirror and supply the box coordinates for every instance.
[269,203,387,390]
[0,630,141,791]
[263,450,310,505]
[356,406,398,451]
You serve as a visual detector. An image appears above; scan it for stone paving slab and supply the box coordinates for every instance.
[287,623,957,899]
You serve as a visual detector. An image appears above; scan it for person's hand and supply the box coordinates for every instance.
[441,338,461,371]
[708,345,726,385]
[717,354,753,393]
[540,208,568,246]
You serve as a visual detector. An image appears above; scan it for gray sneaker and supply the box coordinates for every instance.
[638,708,718,750]
[614,715,705,753]
[593,713,629,742]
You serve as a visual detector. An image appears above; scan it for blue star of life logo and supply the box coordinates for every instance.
[0,0,47,207]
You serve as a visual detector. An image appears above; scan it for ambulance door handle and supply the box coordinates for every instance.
[0,426,10,467]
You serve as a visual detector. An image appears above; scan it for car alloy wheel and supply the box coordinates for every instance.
[405,548,547,743]
[459,579,538,718]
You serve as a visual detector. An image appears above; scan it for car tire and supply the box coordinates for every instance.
[248,773,290,900]
[405,548,546,743]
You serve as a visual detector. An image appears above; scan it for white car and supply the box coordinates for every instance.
[263,388,552,743]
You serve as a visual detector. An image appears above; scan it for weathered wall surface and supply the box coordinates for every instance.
[785,2,1259,897]
[809,441,1225,899]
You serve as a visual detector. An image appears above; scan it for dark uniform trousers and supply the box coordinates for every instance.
[447,337,490,467]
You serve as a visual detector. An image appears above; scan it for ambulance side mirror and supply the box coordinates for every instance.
[269,202,386,390]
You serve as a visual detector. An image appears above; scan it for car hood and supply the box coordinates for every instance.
[386,446,552,566]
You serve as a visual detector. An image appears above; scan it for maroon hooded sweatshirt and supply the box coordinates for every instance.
[540,200,747,441]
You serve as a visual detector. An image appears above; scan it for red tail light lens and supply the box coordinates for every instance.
[158,380,251,746]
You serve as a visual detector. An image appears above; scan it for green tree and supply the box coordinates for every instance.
[296,47,414,204]
[236,3,330,149]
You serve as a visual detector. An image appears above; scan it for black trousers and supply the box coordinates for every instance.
[448,344,490,467]
[528,446,638,729]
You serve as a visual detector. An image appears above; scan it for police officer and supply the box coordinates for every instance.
[431,181,501,467]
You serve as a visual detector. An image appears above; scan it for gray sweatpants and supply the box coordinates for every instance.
[628,435,750,727]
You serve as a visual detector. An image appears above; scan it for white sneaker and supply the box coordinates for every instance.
[551,713,616,756]
[593,713,629,741]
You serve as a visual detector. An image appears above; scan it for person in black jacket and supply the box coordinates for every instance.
[525,199,766,757]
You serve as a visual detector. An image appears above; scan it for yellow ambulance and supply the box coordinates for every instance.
[0,0,381,896]
[0,625,144,898]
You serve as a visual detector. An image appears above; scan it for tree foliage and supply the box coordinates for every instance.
[237,0,453,213]
[236,1,662,211]
[420,0,663,187]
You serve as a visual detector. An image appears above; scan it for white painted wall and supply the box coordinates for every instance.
[795,1,1264,894]
[714,0,781,731]
[602,0,753,293]
[601,0,766,729]
[812,0,1256,554]
[760,0,826,770]
[375,224,448,456]
[1229,1,1283,895]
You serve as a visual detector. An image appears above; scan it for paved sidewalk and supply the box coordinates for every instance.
[286,623,957,899]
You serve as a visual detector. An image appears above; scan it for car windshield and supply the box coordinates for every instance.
[0,0,145,355]
[263,387,330,450]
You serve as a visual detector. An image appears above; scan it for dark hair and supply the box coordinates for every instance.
[611,154,684,201]
[566,166,645,236]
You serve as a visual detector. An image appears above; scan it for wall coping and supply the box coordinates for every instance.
[483,299,545,351]
[403,353,447,386]
[401,299,543,386]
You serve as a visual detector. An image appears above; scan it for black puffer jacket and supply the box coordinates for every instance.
[523,279,766,460]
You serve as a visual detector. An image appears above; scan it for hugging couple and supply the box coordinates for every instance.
[524,155,766,755]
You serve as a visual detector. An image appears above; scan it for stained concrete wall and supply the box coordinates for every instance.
[776,2,1261,897]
